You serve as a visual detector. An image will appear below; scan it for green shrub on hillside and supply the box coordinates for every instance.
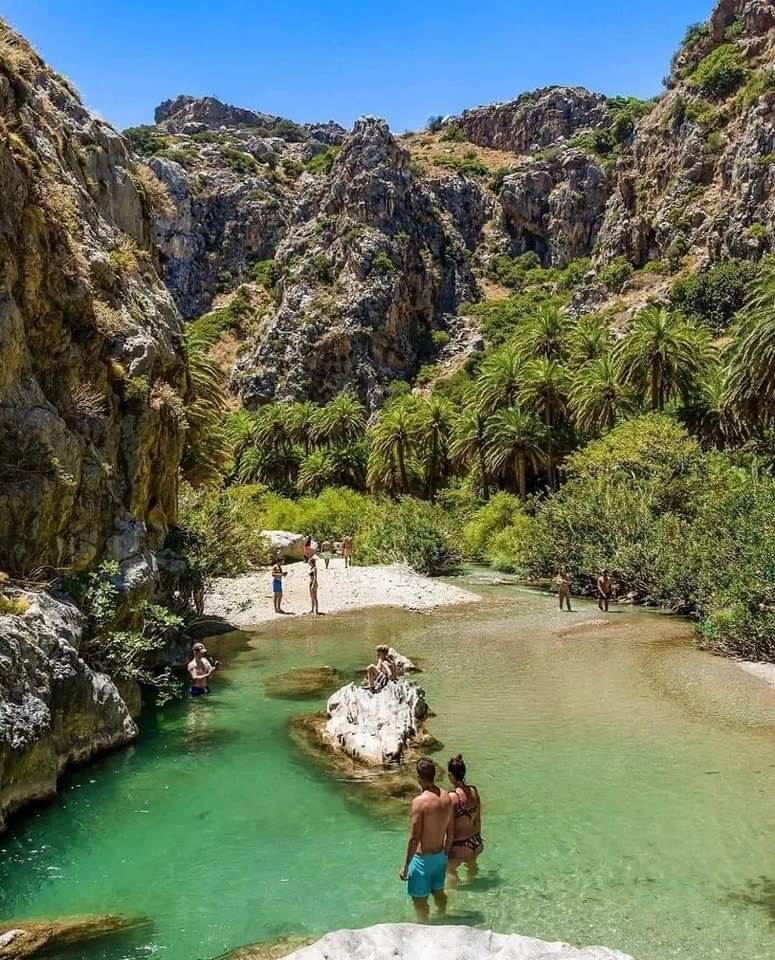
[440,123,467,143]
[305,146,340,175]
[689,43,747,98]
[433,155,490,177]
[123,125,171,157]
[670,259,758,333]
[599,257,634,292]
[358,497,461,574]
[186,285,253,350]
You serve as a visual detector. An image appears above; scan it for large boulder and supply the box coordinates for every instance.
[262,530,305,562]
[275,924,633,960]
[324,678,428,765]
[0,591,138,834]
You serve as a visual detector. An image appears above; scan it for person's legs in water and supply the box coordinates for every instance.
[411,896,430,921]
[408,850,447,917]
[432,888,447,914]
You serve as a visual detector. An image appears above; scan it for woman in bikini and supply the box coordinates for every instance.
[446,754,483,882]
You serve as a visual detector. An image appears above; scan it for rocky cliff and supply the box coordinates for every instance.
[0,20,189,831]
[0,20,188,577]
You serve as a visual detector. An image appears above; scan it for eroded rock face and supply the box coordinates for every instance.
[0,21,187,576]
[450,86,611,153]
[276,923,634,960]
[324,678,428,765]
[233,117,478,410]
[500,150,609,265]
[596,0,775,266]
[0,591,138,832]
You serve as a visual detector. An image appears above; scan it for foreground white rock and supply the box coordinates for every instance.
[324,680,428,765]
[281,924,634,959]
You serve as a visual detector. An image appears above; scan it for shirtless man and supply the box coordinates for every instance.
[399,758,455,920]
[187,642,216,698]
[556,565,573,612]
[597,570,614,612]
[342,535,353,568]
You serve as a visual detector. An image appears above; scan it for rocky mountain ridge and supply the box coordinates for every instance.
[130,1,773,410]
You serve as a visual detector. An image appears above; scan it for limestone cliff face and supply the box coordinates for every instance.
[0,20,188,578]
[450,86,611,153]
[233,118,478,410]
[596,0,775,266]
[0,591,138,833]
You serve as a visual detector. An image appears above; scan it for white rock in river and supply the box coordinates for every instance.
[262,530,305,562]
[324,680,428,765]
[387,646,417,674]
[282,924,634,959]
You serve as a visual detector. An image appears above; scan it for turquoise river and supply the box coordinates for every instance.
[2,572,775,960]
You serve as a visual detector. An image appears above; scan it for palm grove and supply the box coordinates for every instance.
[180,252,775,663]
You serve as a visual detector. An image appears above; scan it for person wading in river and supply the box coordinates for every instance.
[308,556,320,615]
[597,570,614,612]
[399,757,455,920]
[556,565,573,612]
[446,754,484,883]
[187,642,217,698]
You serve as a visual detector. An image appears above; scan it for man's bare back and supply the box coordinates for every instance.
[411,787,454,854]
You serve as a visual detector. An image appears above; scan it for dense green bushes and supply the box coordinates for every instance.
[690,43,747,98]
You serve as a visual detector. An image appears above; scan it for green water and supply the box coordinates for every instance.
[2,574,775,960]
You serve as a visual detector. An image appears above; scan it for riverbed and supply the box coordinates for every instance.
[2,573,775,960]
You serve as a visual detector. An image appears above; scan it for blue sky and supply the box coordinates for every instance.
[4,0,713,132]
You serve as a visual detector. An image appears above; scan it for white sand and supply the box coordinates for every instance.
[204,560,480,627]
[735,660,775,688]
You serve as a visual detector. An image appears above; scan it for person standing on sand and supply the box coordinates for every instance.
[272,556,288,614]
[302,535,313,563]
[446,754,484,883]
[597,570,614,612]
[308,556,321,614]
[556,565,573,611]
[342,534,353,568]
[400,757,455,920]
[187,642,217,698]
[320,539,333,569]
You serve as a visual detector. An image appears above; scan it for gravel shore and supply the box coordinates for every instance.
[204,560,479,627]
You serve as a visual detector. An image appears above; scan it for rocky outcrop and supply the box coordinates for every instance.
[0,914,141,958]
[597,0,775,266]
[257,924,634,960]
[262,530,305,561]
[233,117,478,410]
[0,21,188,577]
[450,86,611,154]
[0,591,138,833]
[324,678,429,765]
[500,150,609,265]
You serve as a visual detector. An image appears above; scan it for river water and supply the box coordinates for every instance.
[2,572,775,960]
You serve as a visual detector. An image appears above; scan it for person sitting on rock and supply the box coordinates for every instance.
[365,644,397,691]
[445,753,484,883]
[399,757,455,920]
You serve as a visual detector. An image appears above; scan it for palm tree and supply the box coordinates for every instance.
[251,404,298,487]
[287,401,318,455]
[613,305,713,411]
[519,357,570,489]
[450,400,491,499]
[312,393,367,446]
[515,303,570,362]
[181,349,231,486]
[296,449,337,494]
[485,407,546,501]
[369,398,418,495]
[415,395,453,500]
[724,256,775,426]
[569,355,633,434]
[568,315,610,368]
[476,344,524,413]
[683,365,746,449]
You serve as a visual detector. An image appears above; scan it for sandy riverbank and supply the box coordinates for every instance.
[735,659,775,688]
[204,560,480,627]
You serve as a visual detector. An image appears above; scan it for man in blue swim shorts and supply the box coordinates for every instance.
[399,757,455,919]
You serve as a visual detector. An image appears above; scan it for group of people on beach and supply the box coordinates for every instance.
[271,534,354,616]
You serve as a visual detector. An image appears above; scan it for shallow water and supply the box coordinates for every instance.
[2,572,775,960]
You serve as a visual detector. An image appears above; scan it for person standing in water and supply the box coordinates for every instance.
[446,754,483,882]
[399,758,455,920]
[271,555,288,614]
[597,570,614,612]
[187,642,217,697]
[341,534,353,568]
[308,556,320,615]
[556,565,573,611]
